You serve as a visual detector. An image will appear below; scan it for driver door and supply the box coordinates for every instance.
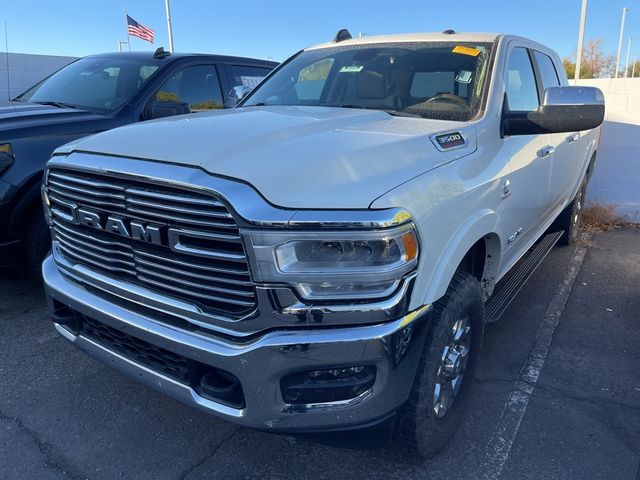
[498,46,556,266]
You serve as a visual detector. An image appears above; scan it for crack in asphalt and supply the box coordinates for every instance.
[0,410,86,479]
[475,376,640,414]
[475,375,640,459]
[530,381,640,415]
[177,428,241,480]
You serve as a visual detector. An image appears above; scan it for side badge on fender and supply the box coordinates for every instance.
[430,132,467,152]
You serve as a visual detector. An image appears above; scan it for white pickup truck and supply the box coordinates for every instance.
[42,30,604,456]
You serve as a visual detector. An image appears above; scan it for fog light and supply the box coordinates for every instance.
[308,366,365,380]
[281,365,376,405]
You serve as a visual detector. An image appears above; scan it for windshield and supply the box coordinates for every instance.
[16,56,162,111]
[243,42,494,121]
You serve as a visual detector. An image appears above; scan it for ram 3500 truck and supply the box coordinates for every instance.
[41,31,604,456]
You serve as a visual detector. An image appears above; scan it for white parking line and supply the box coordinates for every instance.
[478,238,589,480]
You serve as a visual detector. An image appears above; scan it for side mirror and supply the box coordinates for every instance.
[148,101,191,120]
[227,85,252,107]
[502,86,605,136]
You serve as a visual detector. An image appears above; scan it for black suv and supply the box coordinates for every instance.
[0,50,277,274]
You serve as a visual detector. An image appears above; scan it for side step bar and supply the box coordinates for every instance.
[485,231,563,324]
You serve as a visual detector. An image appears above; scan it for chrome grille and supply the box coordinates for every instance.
[46,168,256,318]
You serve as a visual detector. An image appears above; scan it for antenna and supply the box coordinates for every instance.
[4,20,10,101]
[153,46,170,58]
[333,29,352,43]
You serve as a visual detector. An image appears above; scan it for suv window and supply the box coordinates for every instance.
[506,47,539,112]
[533,51,560,91]
[154,65,223,111]
[17,57,162,111]
[228,65,272,90]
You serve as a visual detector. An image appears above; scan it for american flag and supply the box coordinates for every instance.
[126,15,154,43]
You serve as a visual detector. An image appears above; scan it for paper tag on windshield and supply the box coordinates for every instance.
[340,65,364,73]
[452,45,480,57]
[455,70,473,84]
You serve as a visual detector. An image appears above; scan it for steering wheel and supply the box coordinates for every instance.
[424,93,467,106]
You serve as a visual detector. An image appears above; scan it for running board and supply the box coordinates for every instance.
[485,231,563,324]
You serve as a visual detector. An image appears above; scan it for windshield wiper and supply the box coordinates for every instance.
[34,101,78,109]
[381,109,422,118]
[335,104,421,117]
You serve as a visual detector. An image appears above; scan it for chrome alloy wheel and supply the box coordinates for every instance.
[433,315,472,418]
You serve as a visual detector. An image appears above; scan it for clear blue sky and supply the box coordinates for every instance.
[2,0,638,61]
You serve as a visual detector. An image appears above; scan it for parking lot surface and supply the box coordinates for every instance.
[1,229,639,479]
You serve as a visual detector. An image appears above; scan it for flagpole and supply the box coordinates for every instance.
[124,8,131,51]
[165,0,174,52]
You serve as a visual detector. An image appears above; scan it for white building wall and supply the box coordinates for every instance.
[0,52,77,100]
[575,78,640,221]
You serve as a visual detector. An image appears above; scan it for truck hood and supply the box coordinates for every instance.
[62,106,477,209]
[0,101,107,133]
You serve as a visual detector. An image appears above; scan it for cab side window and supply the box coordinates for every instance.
[533,51,561,90]
[153,65,224,111]
[227,65,272,90]
[505,48,539,112]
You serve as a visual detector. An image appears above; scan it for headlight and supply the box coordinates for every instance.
[244,223,419,301]
[0,143,14,174]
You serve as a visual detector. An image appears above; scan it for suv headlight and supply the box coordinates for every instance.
[243,223,419,301]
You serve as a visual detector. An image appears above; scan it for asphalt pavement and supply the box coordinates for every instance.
[0,229,638,479]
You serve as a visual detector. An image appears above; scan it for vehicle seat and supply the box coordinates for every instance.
[356,71,401,110]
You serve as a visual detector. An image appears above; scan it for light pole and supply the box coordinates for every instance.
[165,0,174,52]
[575,0,588,81]
[624,37,632,77]
[615,7,629,78]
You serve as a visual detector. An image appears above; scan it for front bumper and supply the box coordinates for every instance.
[43,254,431,432]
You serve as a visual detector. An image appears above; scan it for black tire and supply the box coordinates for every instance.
[553,178,587,246]
[394,271,484,457]
[24,207,51,279]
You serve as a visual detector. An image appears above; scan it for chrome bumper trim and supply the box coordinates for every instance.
[44,254,432,430]
[54,323,244,418]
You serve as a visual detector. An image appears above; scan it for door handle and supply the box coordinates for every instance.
[538,145,555,158]
[566,133,580,143]
[500,179,511,199]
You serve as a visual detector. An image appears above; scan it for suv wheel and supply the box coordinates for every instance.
[395,271,484,457]
[24,207,51,279]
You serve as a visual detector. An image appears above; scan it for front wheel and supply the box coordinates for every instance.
[394,271,484,457]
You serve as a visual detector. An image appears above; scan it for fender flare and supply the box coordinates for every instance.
[422,209,501,304]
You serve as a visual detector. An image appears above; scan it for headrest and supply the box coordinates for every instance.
[356,71,387,99]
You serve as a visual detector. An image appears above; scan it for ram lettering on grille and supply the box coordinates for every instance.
[46,169,256,318]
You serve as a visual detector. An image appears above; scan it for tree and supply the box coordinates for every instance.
[562,39,615,79]
[626,60,640,78]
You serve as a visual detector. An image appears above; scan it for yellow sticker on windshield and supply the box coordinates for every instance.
[452,45,481,57]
